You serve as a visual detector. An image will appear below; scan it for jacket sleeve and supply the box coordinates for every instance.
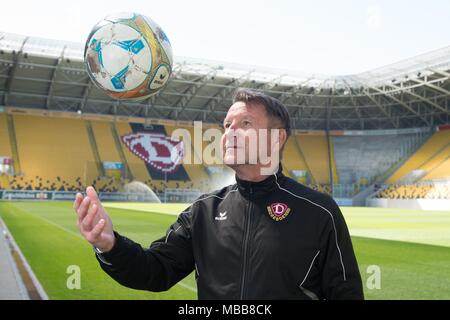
[318,197,364,300]
[95,204,196,292]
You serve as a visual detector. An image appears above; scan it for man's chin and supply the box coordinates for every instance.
[223,156,238,167]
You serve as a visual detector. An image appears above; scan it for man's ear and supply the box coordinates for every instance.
[279,128,287,149]
[273,128,287,152]
[270,128,287,153]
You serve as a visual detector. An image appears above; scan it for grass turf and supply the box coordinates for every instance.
[0,201,449,299]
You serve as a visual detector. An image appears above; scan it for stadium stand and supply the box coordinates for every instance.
[198,124,234,192]
[333,132,427,186]
[387,129,450,183]
[114,121,152,183]
[307,184,332,195]
[0,108,448,201]
[0,113,120,192]
[281,134,310,181]
[1,111,332,194]
[13,114,99,190]
[328,135,339,184]
[0,112,236,194]
[422,156,450,181]
[295,133,331,184]
[165,123,210,188]
[91,121,119,159]
[375,183,450,199]
[418,145,450,180]
[0,175,9,190]
[0,113,12,159]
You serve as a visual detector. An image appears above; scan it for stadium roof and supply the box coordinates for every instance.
[1,32,450,130]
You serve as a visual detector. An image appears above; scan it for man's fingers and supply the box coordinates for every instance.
[81,203,98,231]
[73,193,83,210]
[90,219,106,240]
[86,186,100,206]
[77,196,91,222]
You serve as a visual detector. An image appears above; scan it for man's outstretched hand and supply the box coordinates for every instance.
[73,186,115,252]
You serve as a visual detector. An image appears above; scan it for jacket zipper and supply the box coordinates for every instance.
[240,186,253,300]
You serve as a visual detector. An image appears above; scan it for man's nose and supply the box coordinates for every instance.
[227,120,240,131]
[225,127,239,141]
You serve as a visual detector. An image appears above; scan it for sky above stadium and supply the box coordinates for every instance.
[1,0,450,75]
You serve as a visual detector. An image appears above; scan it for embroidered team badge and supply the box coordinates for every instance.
[267,202,291,221]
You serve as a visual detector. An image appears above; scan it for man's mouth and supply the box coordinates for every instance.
[225,143,245,148]
[225,146,243,151]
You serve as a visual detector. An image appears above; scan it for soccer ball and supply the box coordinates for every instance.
[84,12,173,101]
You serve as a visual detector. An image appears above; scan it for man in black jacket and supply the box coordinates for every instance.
[73,88,364,300]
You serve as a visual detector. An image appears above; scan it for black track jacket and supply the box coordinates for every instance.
[95,165,364,300]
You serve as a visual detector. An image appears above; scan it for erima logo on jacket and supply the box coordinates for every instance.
[215,211,227,221]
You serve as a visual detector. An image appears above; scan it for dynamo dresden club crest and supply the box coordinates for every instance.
[122,133,185,173]
[267,202,291,221]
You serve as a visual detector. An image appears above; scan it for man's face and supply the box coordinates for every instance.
[221,101,276,168]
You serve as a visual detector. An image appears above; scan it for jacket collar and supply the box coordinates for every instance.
[235,164,285,198]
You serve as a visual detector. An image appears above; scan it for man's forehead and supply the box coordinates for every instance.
[225,101,265,119]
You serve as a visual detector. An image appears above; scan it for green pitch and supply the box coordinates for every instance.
[0,201,449,300]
